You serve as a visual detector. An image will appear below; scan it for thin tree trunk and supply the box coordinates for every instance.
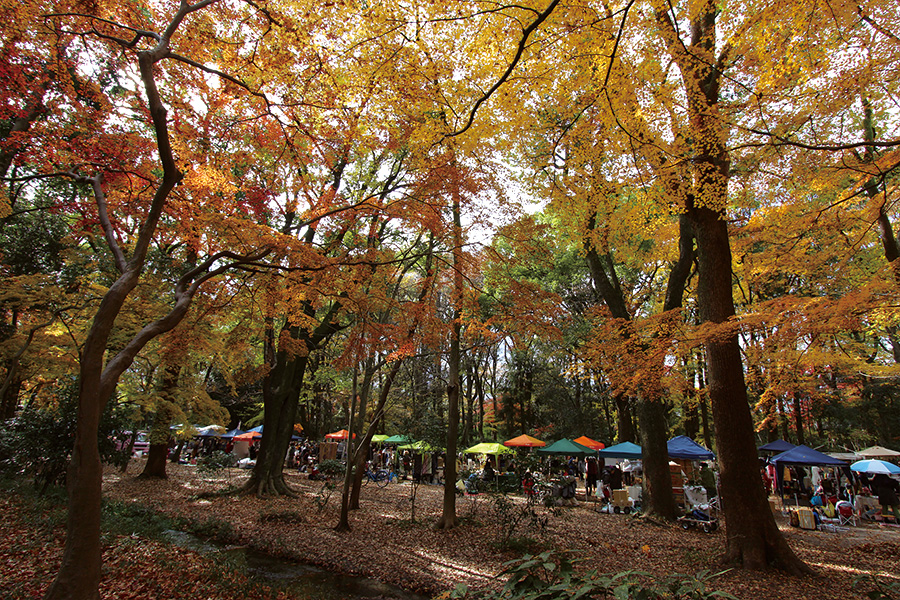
[436,184,462,530]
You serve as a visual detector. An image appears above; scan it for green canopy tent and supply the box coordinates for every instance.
[537,439,595,457]
[398,440,439,452]
[383,434,412,444]
[463,442,514,455]
[371,434,390,444]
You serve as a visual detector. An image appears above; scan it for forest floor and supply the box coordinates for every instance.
[7,460,900,599]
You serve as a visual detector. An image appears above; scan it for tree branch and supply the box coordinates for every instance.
[444,0,563,140]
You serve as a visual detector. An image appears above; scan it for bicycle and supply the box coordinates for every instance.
[363,466,392,487]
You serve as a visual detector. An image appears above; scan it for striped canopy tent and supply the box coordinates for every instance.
[573,436,605,450]
[504,434,546,448]
[851,459,900,475]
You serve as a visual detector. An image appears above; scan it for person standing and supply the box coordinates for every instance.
[871,473,900,522]
[585,457,599,498]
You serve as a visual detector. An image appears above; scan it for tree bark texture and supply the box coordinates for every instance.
[690,205,810,574]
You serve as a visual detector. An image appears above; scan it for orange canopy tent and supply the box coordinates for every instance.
[573,435,605,450]
[325,429,355,440]
[503,434,546,448]
[233,431,262,442]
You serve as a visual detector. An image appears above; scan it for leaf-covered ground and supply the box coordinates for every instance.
[6,461,899,599]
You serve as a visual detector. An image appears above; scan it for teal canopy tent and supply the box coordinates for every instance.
[383,434,412,444]
[597,441,642,459]
[537,439,595,457]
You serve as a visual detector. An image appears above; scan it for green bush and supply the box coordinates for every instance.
[101,499,179,539]
[0,384,130,492]
[317,458,345,478]
[855,574,900,600]
[487,492,554,549]
[440,550,737,600]
[197,450,237,475]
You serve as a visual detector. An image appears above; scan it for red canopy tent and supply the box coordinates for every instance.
[503,434,546,448]
[573,435,605,450]
[325,429,355,440]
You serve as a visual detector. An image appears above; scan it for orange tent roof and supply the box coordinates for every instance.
[573,435,605,450]
[503,434,546,447]
[233,431,262,442]
[325,429,355,440]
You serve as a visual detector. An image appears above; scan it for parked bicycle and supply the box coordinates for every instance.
[363,465,392,487]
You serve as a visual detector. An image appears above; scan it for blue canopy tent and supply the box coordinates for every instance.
[758,439,796,454]
[221,428,245,439]
[667,435,715,460]
[597,441,642,460]
[769,444,848,497]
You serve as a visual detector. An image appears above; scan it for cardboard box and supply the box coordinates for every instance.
[613,489,631,508]
[798,507,816,530]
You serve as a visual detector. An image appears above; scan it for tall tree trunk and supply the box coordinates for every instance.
[614,394,635,442]
[436,185,462,530]
[243,301,343,497]
[48,380,104,600]
[636,396,678,519]
[651,0,811,571]
[690,205,810,574]
[140,366,180,479]
[792,391,805,446]
[778,395,790,443]
[0,368,23,421]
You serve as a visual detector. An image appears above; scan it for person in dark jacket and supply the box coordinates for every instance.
[871,473,900,522]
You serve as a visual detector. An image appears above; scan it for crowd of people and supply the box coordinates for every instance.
[150,431,900,522]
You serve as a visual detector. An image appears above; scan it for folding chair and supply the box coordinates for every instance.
[836,500,856,527]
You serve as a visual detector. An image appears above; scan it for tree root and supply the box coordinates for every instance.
[228,474,298,498]
[434,516,459,530]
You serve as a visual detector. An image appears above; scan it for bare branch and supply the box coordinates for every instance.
[445,0,563,140]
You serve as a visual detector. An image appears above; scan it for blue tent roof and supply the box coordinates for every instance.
[597,441,642,459]
[667,435,715,460]
[758,439,796,453]
[221,428,245,439]
[770,444,847,466]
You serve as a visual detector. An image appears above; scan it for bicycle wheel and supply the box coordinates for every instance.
[363,472,371,485]
[375,469,389,487]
